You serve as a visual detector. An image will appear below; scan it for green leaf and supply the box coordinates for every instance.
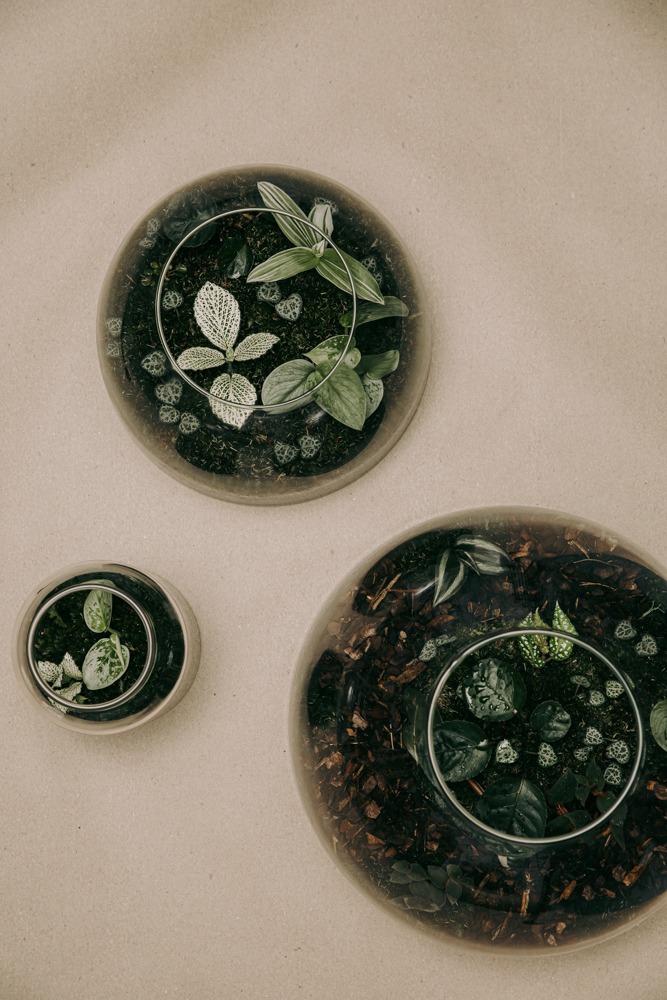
[233,333,280,362]
[177,346,227,370]
[548,768,576,805]
[585,758,604,791]
[446,880,463,904]
[303,334,359,368]
[530,701,571,742]
[246,247,318,284]
[463,658,526,722]
[339,296,409,328]
[308,203,333,239]
[83,589,112,633]
[218,236,244,269]
[355,351,400,380]
[545,810,590,835]
[209,372,256,429]
[650,700,667,751]
[194,282,241,351]
[427,866,448,889]
[61,652,82,680]
[261,359,315,406]
[82,637,130,690]
[453,537,511,576]
[312,363,367,431]
[518,611,546,668]
[432,719,492,782]
[257,181,316,249]
[361,374,384,418]
[316,248,384,304]
[410,880,446,906]
[226,244,253,279]
[475,777,547,838]
[433,548,467,607]
[550,601,577,660]
[163,189,217,247]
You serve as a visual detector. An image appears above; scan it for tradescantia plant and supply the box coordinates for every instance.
[37,588,130,711]
[433,536,512,607]
[261,333,399,431]
[176,282,279,429]
[246,182,384,304]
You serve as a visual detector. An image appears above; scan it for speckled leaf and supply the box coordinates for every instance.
[209,373,256,429]
[316,248,384,304]
[37,660,61,685]
[464,658,526,722]
[193,282,240,351]
[475,777,547,838]
[60,653,82,680]
[339,297,408,328]
[432,719,492,782]
[518,611,546,668]
[530,701,571,742]
[257,182,316,249]
[177,346,227,370]
[433,548,467,607]
[361,374,384,418]
[58,681,83,702]
[246,247,318,284]
[550,601,577,660]
[83,589,112,633]
[233,332,280,361]
[82,636,130,690]
[303,335,358,367]
[261,359,314,406]
[650,700,667,751]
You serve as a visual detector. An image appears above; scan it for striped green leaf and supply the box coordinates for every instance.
[316,249,384,304]
[339,296,408,328]
[257,182,317,249]
[246,247,318,284]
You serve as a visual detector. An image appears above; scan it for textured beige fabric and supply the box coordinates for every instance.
[2,1,667,996]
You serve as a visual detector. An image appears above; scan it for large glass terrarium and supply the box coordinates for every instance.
[98,165,430,505]
[291,507,667,953]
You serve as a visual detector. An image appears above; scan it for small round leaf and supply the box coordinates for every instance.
[463,658,526,721]
[529,700,571,742]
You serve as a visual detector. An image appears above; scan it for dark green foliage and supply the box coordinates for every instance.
[474,777,547,838]
[432,719,492,782]
[463,658,526,721]
[530,700,572,742]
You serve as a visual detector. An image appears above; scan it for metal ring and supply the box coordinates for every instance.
[26,582,156,712]
[426,627,645,849]
[154,206,359,414]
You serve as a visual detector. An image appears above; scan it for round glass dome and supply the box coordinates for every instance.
[98,165,430,505]
[291,507,667,953]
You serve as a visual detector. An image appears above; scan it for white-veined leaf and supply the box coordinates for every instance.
[58,681,83,701]
[83,589,113,633]
[313,363,367,431]
[233,332,280,361]
[316,249,384,304]
[82,637,130,690]
[261,359,315,406]
[246,247,318,284]
[356,350,400,379]
[304,334,359,368]
[308,203,334,239]
[257,181,317,249]
[37,660,61,684]
[193,282,241,351]
[61,653,82,680]
[177,346,227,370]
[209,372,256,428]
[339,296,409,328]
[361,374,384,417]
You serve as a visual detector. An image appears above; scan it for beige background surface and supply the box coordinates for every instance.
[2,0,667,996]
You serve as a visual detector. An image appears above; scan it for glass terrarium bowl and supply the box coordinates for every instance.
[290,507,667,954]
[12,563,200,735]
[98,164,430,505]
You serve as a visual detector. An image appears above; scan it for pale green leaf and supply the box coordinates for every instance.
[177,346,227,370]
[209,372,256,428]
[433,548,467,606]
[261,359,315,405]
[356,350,400,379]
[233,333,280,361]
[83,589,112,633]
[308,203,334,239]
[361,374,384,417]
[303,334,359,367]
[313,363,367,430]
[58,681,83,702]
[257,181,317,248]
[339,296,409,328]
[650,700,667,751]
[193,282,241,351]
[316,249,384,304]
[61,653,82,680]
[246,247,318,284]
[37,660,61,685]
[82,637,130,690]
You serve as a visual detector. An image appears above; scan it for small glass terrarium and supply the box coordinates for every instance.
[291,507,667,953]
[12,563,200,734]
[98,165,430,505]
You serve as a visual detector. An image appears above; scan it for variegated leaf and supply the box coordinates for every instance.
[308,203,334,239]
[261,359,315,406]
[339,297,409,328]
[550,602,577,661]
[193,282,240,351]
[355,350,400,379]
[37,660,61,684]
[233,332,280,362]
[361,374,384,417]
[316,249,384,304]
[61,653,82,680]
[209,372,256,428]
[257,181,317,249]
[518,611,545,668]
[177,346,227,370]
[82,637,130,690]
[433,548,467,606]
[83,589,113,633]
[58,681,83,701]
[246,247,318,284]
[304,335,360,368]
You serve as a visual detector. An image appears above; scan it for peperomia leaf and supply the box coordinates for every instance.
[475,777,547,838]
[193,282,241,352]
[530,701,571,742]
[308,202,334,239]
[432,719,492,782]
[650,700,667,751]
[177,346,227,370]
[355,350,400,379]
[463,658,526,721]
[361,374,384,418]
[246,247,318,284]
[548,768,577,805]
[82,636,130,690]
[339,297,408,328]
[209,372,256,429]
[303,335,359,368]
[257,181,317,249]
[225,243,253,279]
[453,537,511,576]
[315,248,384,304]
[312,362,367,431]
[83,589,113,633]
[550,602,577,660]
[261,359,314,406]
[433,548,467,607]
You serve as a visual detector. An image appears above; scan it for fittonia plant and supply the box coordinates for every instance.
[36,589,130,711]
[176,282,279,429]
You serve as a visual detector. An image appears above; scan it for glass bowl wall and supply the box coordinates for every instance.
[98,164,430,505]
[290,507,667,953]
[12,563,200,735]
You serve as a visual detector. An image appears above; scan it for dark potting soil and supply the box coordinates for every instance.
[33,591,148,705]
[119,209,402,480]
[300,521,667,949]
